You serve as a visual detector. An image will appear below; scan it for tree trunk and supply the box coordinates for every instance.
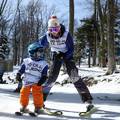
[69,0,74,36]
[97,0,106,67]
[106,0,116,75]
[92,0,97,66]
[0,0,8,16]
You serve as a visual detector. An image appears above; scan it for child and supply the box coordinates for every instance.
[16,42,48,113]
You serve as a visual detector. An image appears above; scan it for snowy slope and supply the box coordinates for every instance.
[0,65,120,120]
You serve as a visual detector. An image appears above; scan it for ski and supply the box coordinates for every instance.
[15,108,62,117]
[15,111,37,117]
[43,106,63,115]
[36,108,63,116]
[79,107,97,116]
[44,109,63,116]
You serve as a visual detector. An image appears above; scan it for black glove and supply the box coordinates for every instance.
[37,75,47,86]
[52,51,64,60]
[16,73,22,82]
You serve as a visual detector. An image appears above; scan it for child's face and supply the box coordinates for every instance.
[33,48,44,60]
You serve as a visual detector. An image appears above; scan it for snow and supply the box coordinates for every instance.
[0,64,120,120]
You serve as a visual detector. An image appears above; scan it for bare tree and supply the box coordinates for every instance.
[0,0,8,16]
[106,0,116,74]
[96,0,107,67]
[69,0,74,36]
[92,0,98,66]
[12,0,57,65]
[0,0,8,35]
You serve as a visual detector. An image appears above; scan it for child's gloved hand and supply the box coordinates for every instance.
[16,73,22,82]
[37,76,47,86]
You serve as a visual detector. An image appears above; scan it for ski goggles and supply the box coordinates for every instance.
[48,27,60,33]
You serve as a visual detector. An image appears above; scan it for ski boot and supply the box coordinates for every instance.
[34,107,62,116]
[79,104,97,116]
[20,107,30,113]
[15,107,36,116]
[34,107,46,114]
[86,104,95,112]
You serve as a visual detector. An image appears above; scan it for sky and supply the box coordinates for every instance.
[6,0,93,26]
[43,0,93,21]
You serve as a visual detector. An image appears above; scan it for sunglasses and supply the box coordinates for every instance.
[48,27,60,33]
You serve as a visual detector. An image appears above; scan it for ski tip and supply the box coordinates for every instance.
[52,111,63,116]
[44,109,63,116]
[15,111,23,116]
[55,111,63,115]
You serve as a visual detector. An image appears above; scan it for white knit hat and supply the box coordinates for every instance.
[48,15,60,27]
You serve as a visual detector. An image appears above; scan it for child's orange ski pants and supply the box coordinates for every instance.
[20,84,43,108]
